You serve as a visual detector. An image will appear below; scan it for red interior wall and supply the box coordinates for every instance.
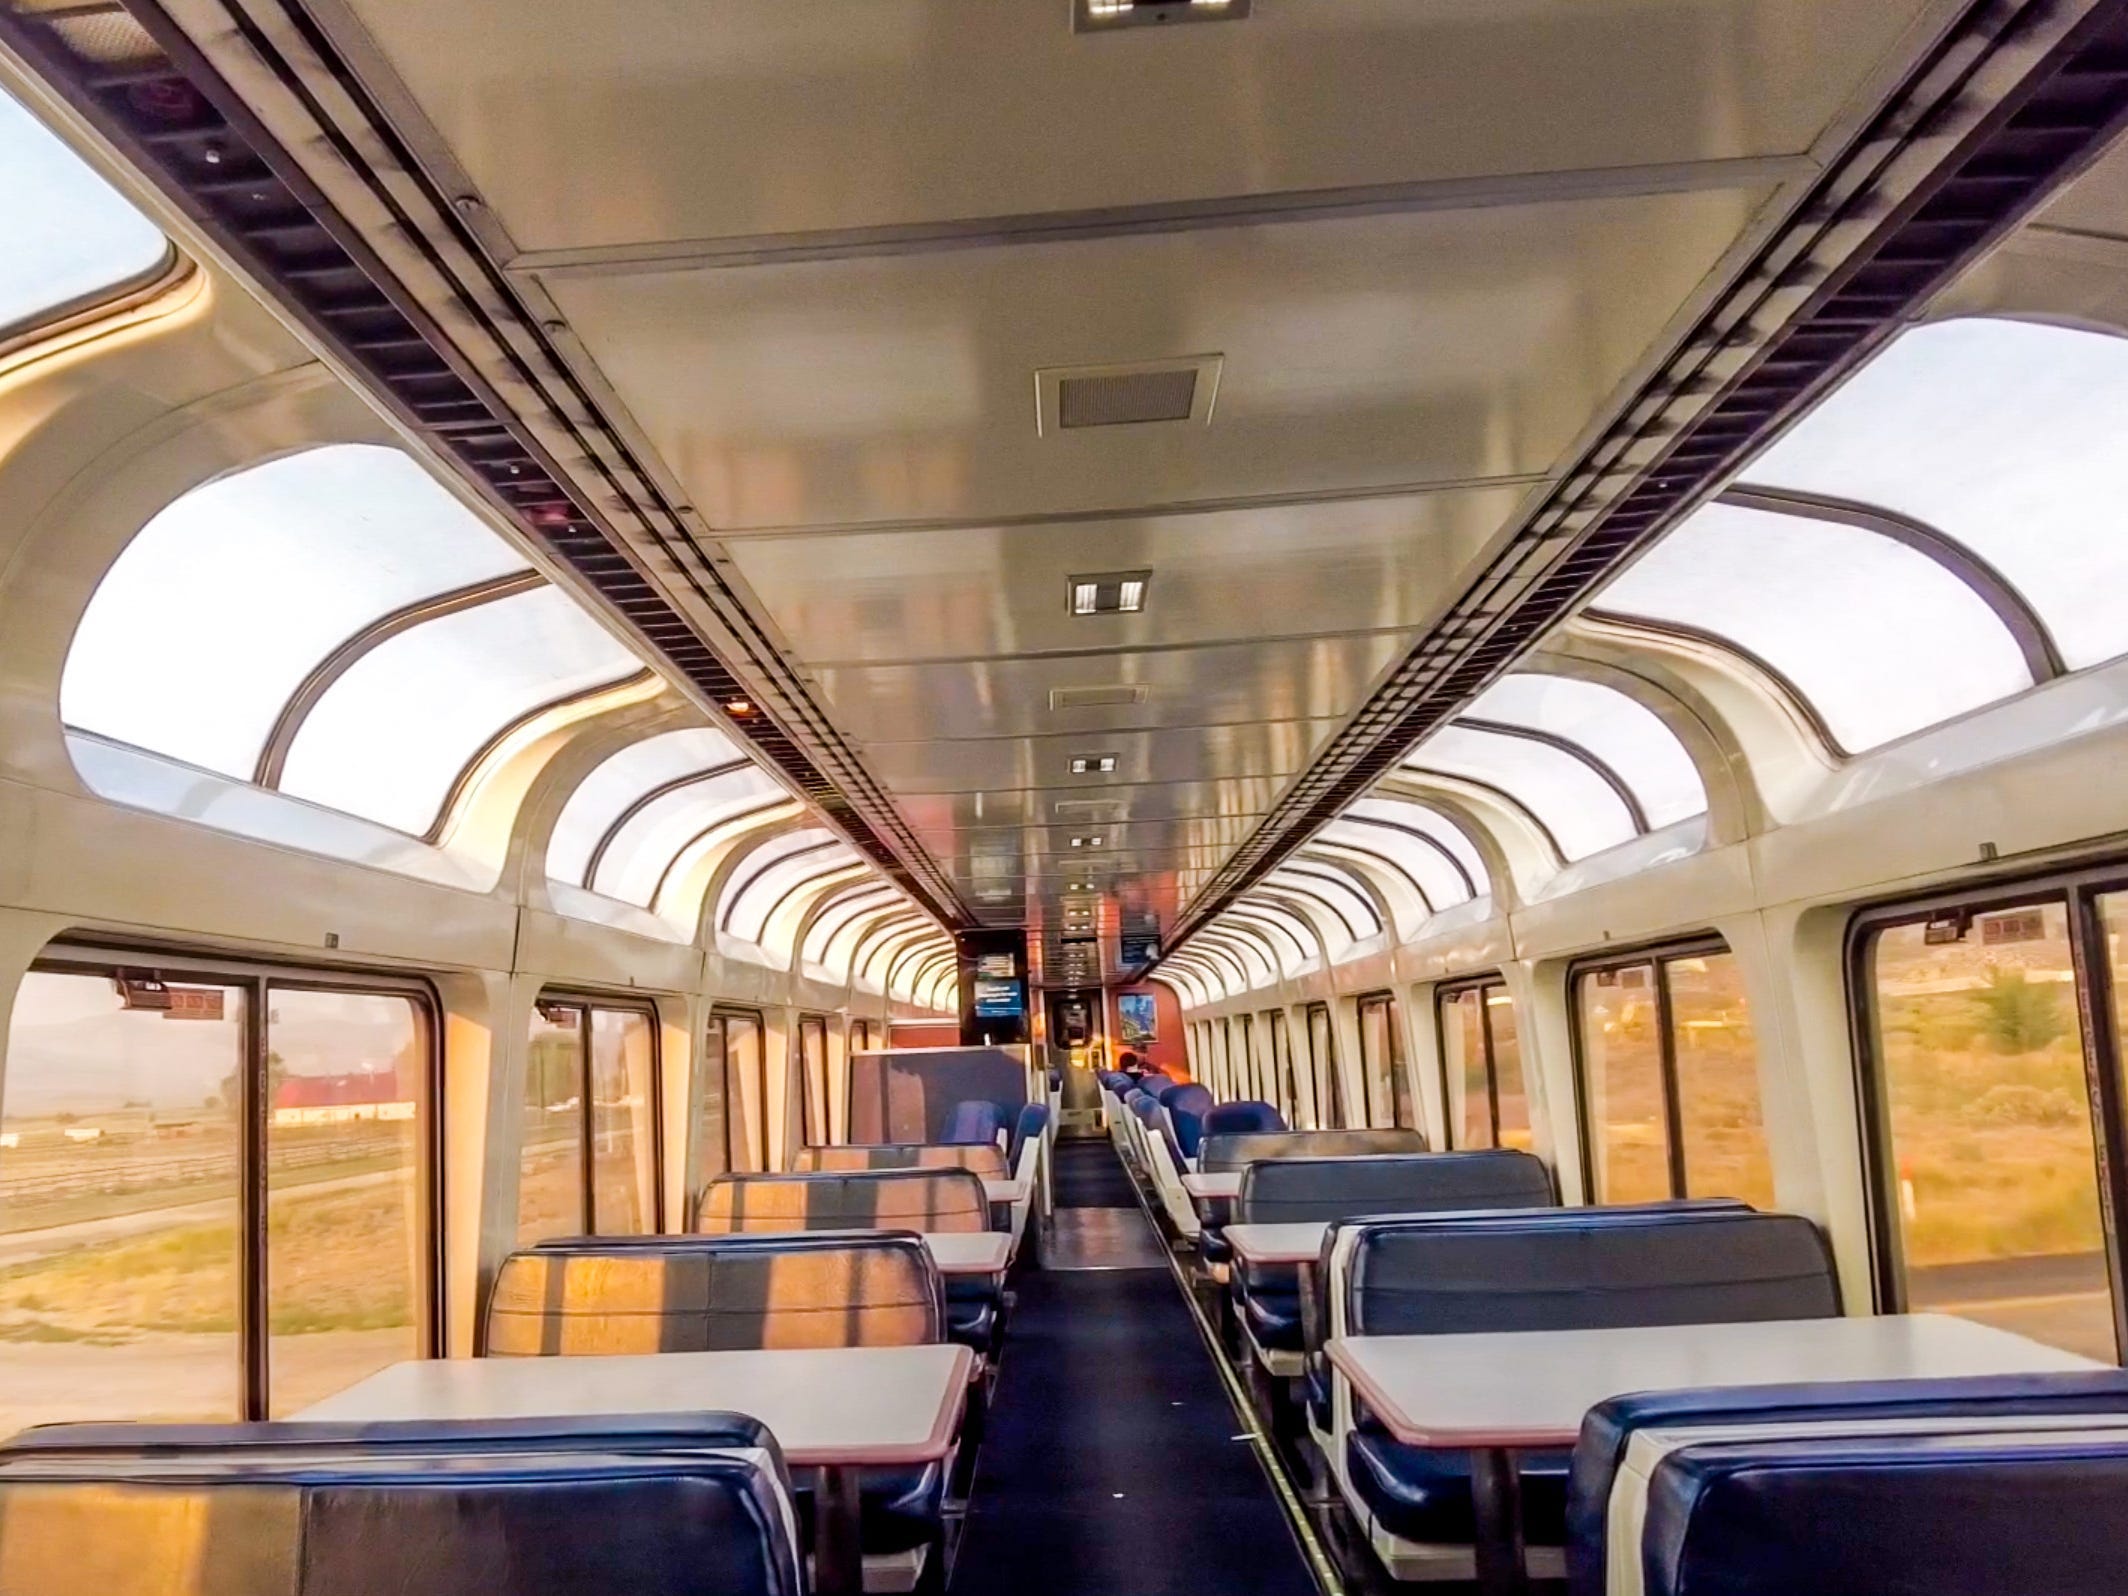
[887,1022,961,1049]
[1113,984,1188,1078]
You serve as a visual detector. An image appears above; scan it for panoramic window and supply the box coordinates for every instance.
[1463,674,1707,831]
[1404,724,1637,862]
[1306,1002,1342,1129]
[1574,944,1772,1207]
[0,962,435,1430]
[1589,317,2128,756]
[516,997,660,1245]
[65,443,646,840]
[1357,992,1416,1130]
[546,726,768,899]
[1438,979,1530,1151]
[1861,891,2121,1362]
[798,1013,830,1147]
[0,84,170,337]
[710,1008,771,1178]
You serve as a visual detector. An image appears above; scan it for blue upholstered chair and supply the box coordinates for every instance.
[1008,1100,1050,1169]
[1204,1100,1285,1137]
[941,1097,1009,1147]
[1161,1083,1215,1159]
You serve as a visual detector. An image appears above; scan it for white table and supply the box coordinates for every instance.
[922,1230,1011,1277]
[300,1344,974,1596]
[1327,1314,2096,1596]
[1225,1221,1327,1265]
[1183,1171,1241,1200]
[983,1177,1028,1206]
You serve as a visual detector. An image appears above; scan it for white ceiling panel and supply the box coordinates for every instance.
[331,0,1933,252]
[813,634,1411,743]
[539,189,1769,530]
[723,486,1530,662]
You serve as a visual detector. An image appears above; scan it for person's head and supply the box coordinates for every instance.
[1118,1050,1141,1074]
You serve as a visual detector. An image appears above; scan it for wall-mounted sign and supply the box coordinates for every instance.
[976,952,1017,979]
[1119,932,1159,966]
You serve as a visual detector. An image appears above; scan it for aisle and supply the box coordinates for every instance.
[947,1141,1319,1596]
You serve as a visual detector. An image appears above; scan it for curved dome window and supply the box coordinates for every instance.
[0,85,170,337]
[64,444,644,837]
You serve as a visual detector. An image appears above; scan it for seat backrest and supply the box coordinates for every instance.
[1567,1370,2128,1596]
[940,1098,1009,1146]
[794,1142,1007,1176]
[1198,1127,1428,1172]
[1347,1209,1838,1337]
[697,1167,990,1234]
[487,1232,945,1354]
[1239,1149,1554,1224]
[0,1418,804,1596]
[1009,1101,1050,1170]
[1632,1426,2128,1596]
[1204,1100,1285,1137]
[1162,1084,1215,1158]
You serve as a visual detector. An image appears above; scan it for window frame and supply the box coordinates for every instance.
[529,989,666,1237]
[1355,989,1415,1130]
[797,1011,831,1148]
[1569,934,1761,1204]
[1304,1001,1342,1129]
[710,1005,772,1178]
[1845,862,2128,1358]
[16,943,443,1421]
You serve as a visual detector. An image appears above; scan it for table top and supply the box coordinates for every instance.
[1225,1221,1327,1264]
[1327,1313,2101,1450]
[922,1230,1011,1275]
[984,1176,1028,1205]
[1182,1171,1241,1199]
[297,1343,976,1467]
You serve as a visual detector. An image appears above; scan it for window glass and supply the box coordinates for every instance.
[1407,724,1638,861]
[63,446,528,784]
[1441,986,1493,1149]
[1667,953,1775,1206]
[589,1008,657,1234]
[0,972,244,1430]
[1231,906,1309,969]
[720,830,837,937]
[1598,499,2030,753]
[1490,989,1531,1152]
[597,778,787,908]
[1317,822,1468,913]
[805,887,900,968]
[1269,1011,1299,1123]
[516,1005,585,1245]
[720,1012,769,1174]
[1467,674,1707,829]
[281,586,640,835]
[1359,995,1413,1129]
[1869,907,2112,1360]
[1747,317,2128,671]
[1577,964,1673,1204]
[0,85,169,334]
[727,850,863,950]
[265,988,426,1415]
[798,1016,830,1146]
[1307,1004,1341,1129]
[546,727,749,889]
[1346,797,1488,901]
[1267,867,1375,944]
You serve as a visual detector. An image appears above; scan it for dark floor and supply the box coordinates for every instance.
[948,1140,1319,1596]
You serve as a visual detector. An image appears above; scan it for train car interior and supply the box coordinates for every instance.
[9,1,2128,1593]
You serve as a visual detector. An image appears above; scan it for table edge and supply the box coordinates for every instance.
[1325,1338,1577,1449]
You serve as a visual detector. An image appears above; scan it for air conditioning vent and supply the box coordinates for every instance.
[1050,684,1149,711]
[1035,355,1221,435]
[1059,368,1197,428]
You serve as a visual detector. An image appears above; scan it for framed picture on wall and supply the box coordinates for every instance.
[1117,992,1157,1046]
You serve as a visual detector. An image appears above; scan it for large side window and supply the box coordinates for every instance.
[1575,943,1771,1207]
[1860,891,2121,1361]
[1438,978,1530,1151]
[1358,993,1415,1130]
[1305,1003,1342,1129]
[1235,1014,1257,1103]
[516,996,661,1245]
[713,1009,770,1175]
[1266,1010,1298,1123]
[798,1013,830,1148]
[0,959,436,1430]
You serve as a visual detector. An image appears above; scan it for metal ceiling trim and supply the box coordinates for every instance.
[1154,0,2128,972]
[0,0,971,929]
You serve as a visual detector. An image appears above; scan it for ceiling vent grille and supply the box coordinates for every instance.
[1050,684,1150,712]
[1036,356,1221,435]
[1059,368,1197,428]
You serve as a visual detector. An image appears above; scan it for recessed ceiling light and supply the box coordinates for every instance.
[1067,571,1150,616]
[1070,753,1119,775]
[1077,0,1248,31]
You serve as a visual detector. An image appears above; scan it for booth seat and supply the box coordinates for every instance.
[1196,1127,1429,1174]
[0,1415,804,1596]
[1567,1368,2128,1596]
[1233,1150,1556,1375]
[796,1143,1007,1177]
[499,1233,952,1560]
[941,1098,1010,1148]
[1203,1101,1285,1138]
[1007,1101,1050,1253]
[1329,1208,1837,1578]
[1624,1424,2128,1596]
[1161,1083,1216,1160]
[1132,1093,1201,1238]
